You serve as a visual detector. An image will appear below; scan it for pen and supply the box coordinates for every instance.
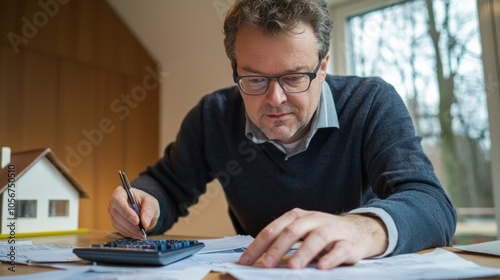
[118,170,147,240]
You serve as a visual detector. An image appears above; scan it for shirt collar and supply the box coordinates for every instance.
[245,82,339,159]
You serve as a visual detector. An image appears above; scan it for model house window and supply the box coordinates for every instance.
[49,200,69,217]
[16,200,37,218]
[332,0,497,243]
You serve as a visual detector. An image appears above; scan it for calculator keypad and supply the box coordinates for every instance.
[91,238,200,252]
[73,238,205,266]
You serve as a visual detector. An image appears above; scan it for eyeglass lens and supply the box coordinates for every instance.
[239,73,311,95]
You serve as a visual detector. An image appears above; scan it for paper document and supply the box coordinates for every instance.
[0,265,210,280]
[0,266,90,280]
[454,240,500,256]
[197,235,254,254]
[3,236,500,280]
[212,248,500,280]
[74,266,210,280]
[0,243,79,263]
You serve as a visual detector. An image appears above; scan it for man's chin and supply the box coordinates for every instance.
[263,129,297,143]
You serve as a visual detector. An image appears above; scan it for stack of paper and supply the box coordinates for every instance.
[197,235,254,254]
[3,236,500,280]
[213,248,500,280]
[454,240,500,256]
[0,241,79,265]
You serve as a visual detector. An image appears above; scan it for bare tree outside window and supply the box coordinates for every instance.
[348,0,493,243]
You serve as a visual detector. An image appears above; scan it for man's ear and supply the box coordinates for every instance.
[320,53,330,82]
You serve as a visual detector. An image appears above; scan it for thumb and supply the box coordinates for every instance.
[137,192,160,231]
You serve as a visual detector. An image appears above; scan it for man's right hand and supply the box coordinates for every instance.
[108,186,160,239]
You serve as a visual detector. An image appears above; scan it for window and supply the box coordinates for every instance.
[331,0,500,244]
[49,200,69,217]
[15,200,37,218]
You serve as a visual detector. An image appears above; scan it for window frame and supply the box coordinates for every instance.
[15,200,37,218]
[48,200,70,217]
[329,0,500,238]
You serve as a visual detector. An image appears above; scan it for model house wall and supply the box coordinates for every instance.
[0,148,89,236]
[1,157,79,234]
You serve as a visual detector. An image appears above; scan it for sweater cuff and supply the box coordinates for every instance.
[349,207,397,257]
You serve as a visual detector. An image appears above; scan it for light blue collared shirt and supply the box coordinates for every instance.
[244,81,397,257]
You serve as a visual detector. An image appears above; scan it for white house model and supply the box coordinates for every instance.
[0,147,89,236]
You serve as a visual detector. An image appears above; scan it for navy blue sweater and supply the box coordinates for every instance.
[133,75,456,255]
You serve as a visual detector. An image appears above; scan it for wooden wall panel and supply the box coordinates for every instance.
[0,0,159,231]
[93,71,126,230]
[0,45,58,151]
[124,76,159,178]
[0,1,23,45]
[58,61,100,229]
[96,2,122,72]
[0,0,154,77]
[57,60,127,230]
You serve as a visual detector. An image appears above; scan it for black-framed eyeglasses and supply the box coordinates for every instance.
[233,60,322,96]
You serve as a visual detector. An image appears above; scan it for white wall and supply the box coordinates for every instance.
[106,0,236,237]
[1,157,79,234]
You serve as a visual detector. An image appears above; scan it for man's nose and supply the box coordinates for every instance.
[265,79,287,107]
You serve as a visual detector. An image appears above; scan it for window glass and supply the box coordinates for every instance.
[49,200,69,217]
[348,0,493,244]
[15,200,37,218]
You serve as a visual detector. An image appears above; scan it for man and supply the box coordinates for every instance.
[108,0,456,270]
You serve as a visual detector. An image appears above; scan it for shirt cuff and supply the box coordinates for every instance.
[349,207,397,257]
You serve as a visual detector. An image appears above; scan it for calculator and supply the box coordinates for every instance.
[73,238,205,266]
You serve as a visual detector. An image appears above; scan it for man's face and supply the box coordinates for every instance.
[234,22,329,144]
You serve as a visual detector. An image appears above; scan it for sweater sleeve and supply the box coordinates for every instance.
[131,98,213,235]
[360,78,456,254]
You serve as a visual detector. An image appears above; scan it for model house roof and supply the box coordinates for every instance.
[0,148,89,198]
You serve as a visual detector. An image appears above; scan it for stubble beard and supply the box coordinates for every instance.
[258,103,306,142]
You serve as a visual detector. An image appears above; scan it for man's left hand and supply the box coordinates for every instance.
[238,208,388,269]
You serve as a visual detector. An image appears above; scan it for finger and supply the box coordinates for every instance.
[239,208,307,266]
[108,187,144,238]
[135,191,160,231]
[108,202,141,238]
[266,212,333,268]
[109,187,141,225]
[287,225,333,269]
[109,207,144,238]
[316,240,358,270]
